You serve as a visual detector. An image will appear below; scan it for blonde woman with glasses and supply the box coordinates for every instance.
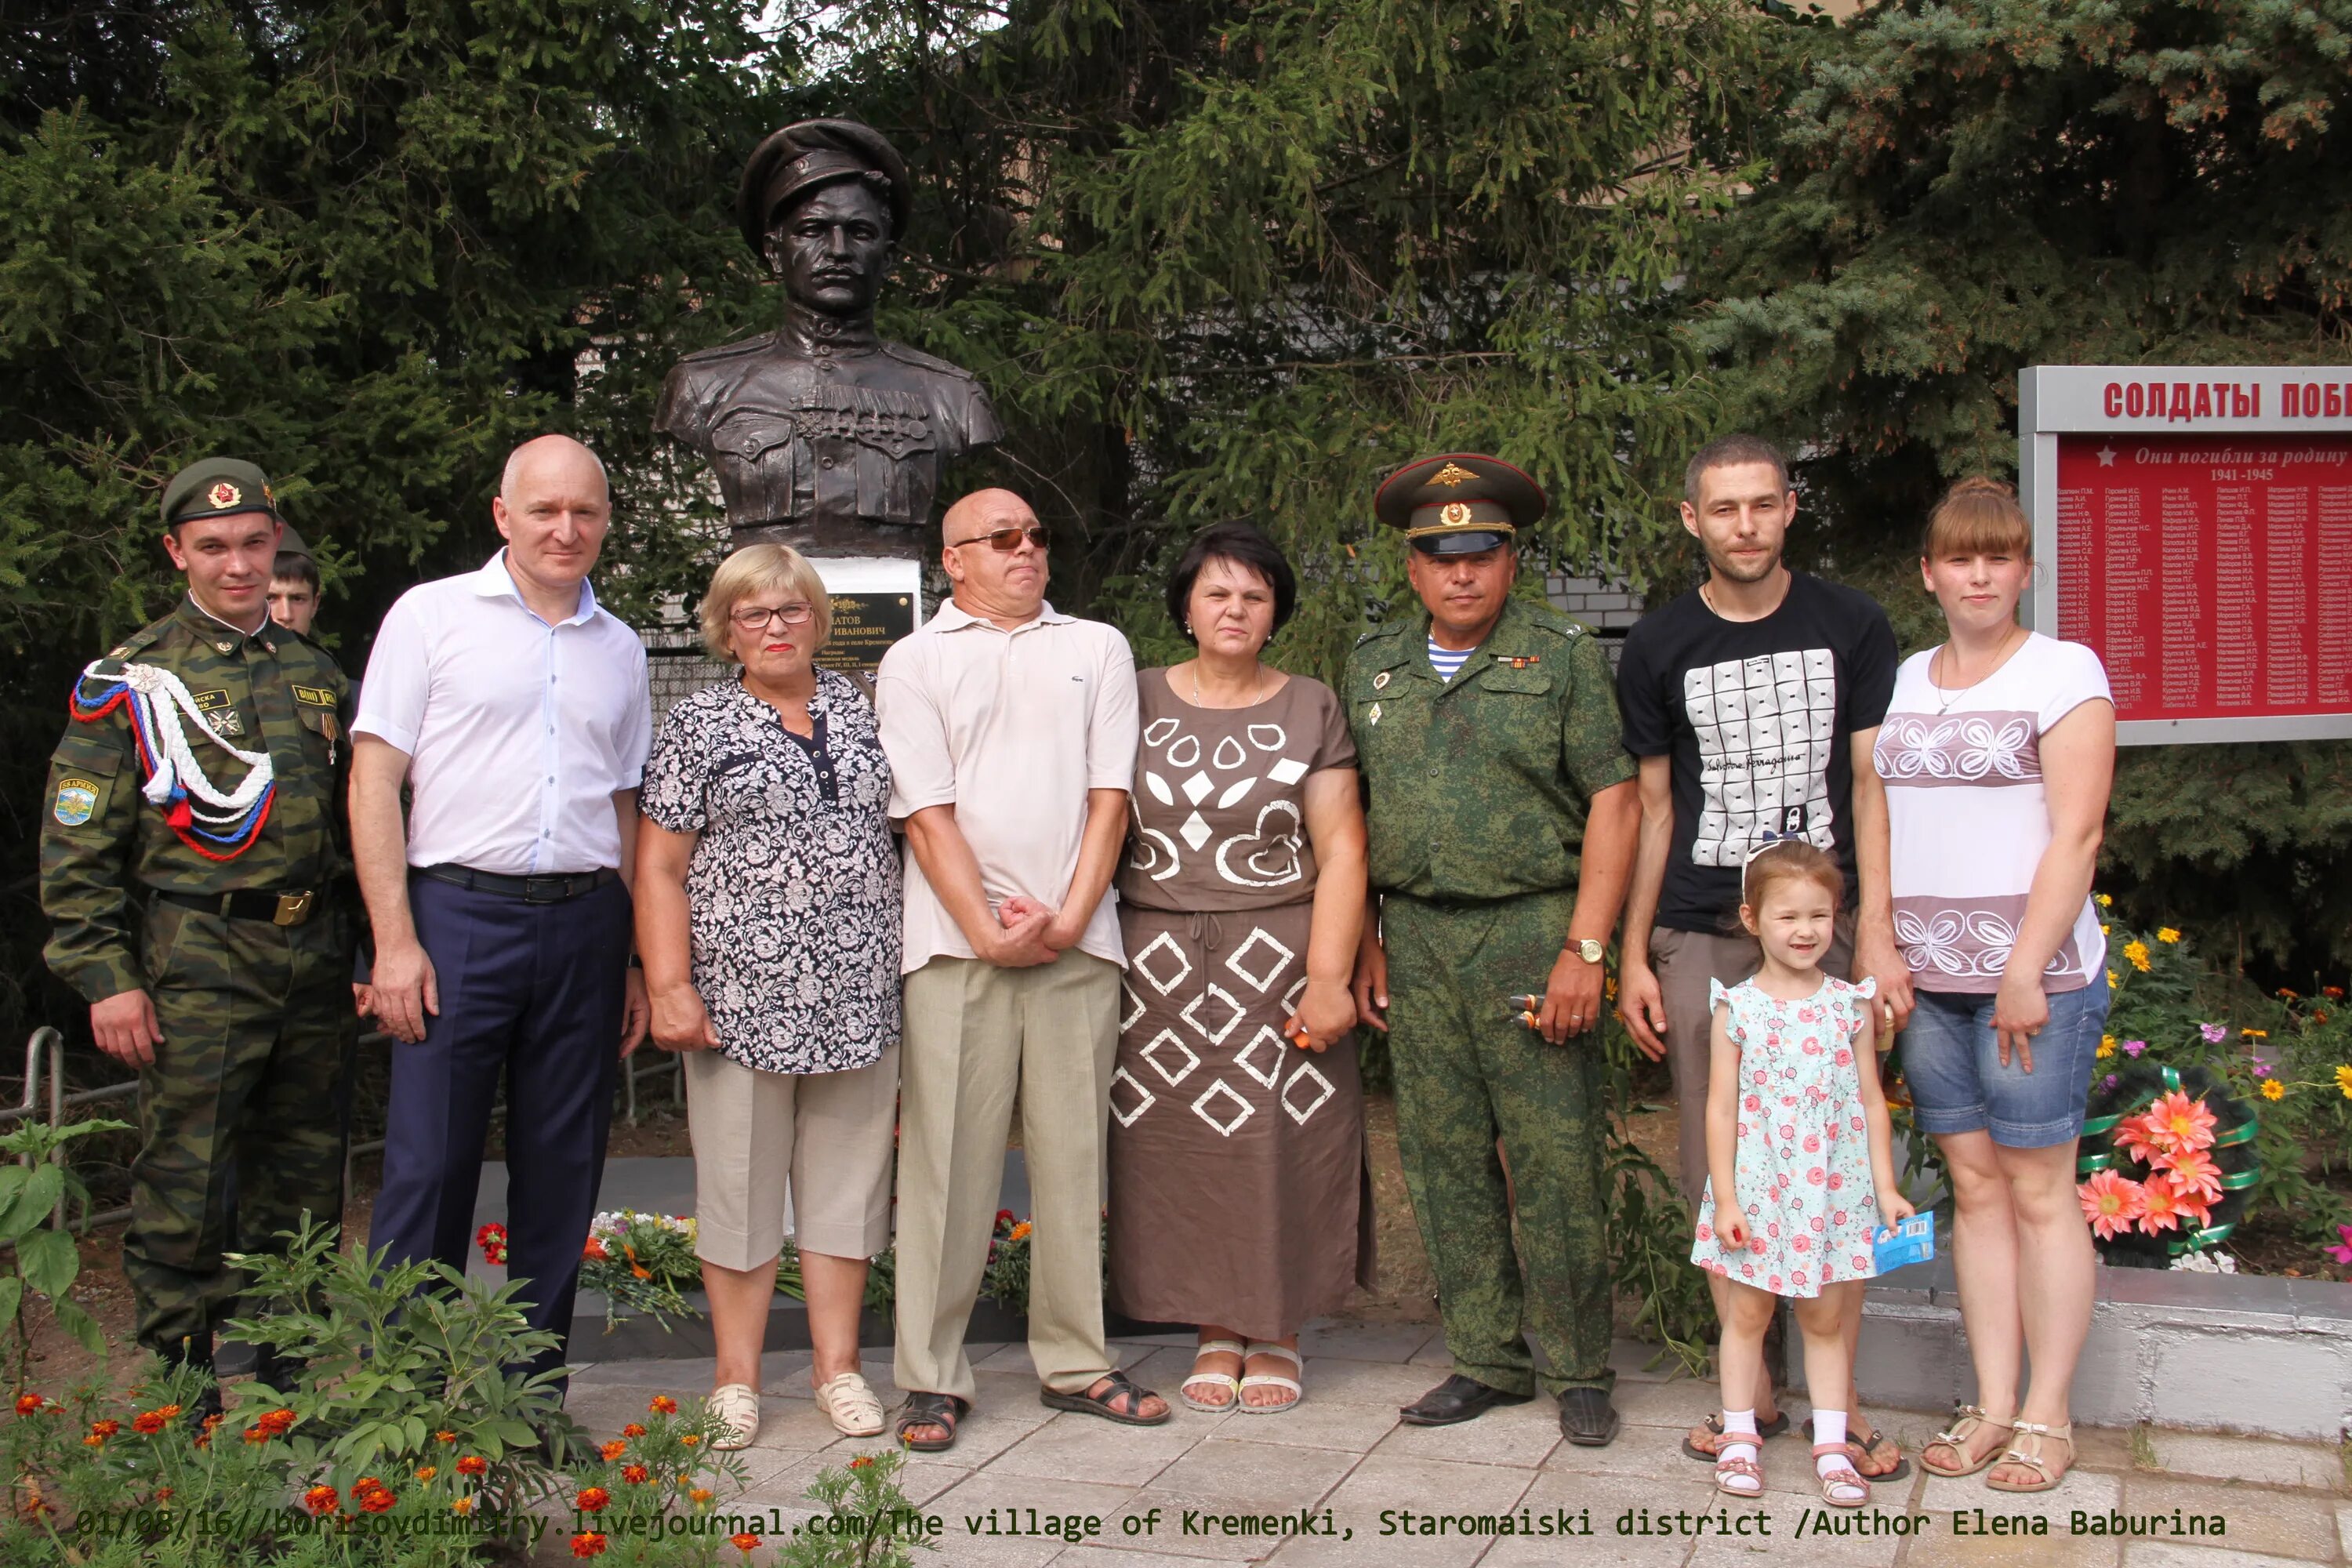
[635,544,902,1449]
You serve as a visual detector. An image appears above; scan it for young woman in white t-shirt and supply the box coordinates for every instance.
[1873,478,2115,1496]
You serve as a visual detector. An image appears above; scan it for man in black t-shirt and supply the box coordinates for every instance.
[1614,434,1915,1475]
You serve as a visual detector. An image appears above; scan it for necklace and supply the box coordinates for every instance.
[1192,659,1265,710]
[1700,569,1790,622]
[1929,626,2025,714]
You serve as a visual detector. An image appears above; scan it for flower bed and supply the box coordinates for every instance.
[483,1206,1050,1331]
[2075,908,2352,1278]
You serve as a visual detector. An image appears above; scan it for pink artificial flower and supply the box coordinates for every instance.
[2199,1022,2228,1044]
[2323,1225,2352,1267]
[2078,1169,2146,1241]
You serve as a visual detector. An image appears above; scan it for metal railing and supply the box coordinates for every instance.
[2,1027,686,1235]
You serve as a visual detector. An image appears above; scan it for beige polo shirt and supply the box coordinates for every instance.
[877,598,1138,973]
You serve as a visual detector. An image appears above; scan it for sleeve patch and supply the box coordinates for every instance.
[292,684,337,707]
[53,779,100,826]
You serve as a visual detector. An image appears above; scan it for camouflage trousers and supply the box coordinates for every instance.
[1383,889,1613,1398]
[129,897,354,1356]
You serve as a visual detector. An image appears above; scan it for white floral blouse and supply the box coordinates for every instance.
[640,669,901,1073]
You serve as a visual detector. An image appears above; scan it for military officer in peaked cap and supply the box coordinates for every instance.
[40,459,354,1414]
[653,118,1003,547]
[1345,453,1641,1445]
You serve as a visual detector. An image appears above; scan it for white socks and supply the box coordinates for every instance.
[1718,1407,1762,1490]
[1813,1409,1849,1477]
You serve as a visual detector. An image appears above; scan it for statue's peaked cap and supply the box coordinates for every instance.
[739,119,913,256]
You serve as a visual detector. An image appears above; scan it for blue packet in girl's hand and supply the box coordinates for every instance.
[1872,1210,1936,1272]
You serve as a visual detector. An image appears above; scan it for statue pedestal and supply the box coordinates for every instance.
[808,556,923,676]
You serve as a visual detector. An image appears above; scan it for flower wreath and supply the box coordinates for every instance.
[2076,1062,2259,1268]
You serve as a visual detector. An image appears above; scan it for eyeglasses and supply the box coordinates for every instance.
[947,524,1049,552]
[730,603,816,631]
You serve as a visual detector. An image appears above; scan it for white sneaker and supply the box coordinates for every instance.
[707,1382,760,1450]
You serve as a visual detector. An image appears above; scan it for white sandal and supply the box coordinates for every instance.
[814,1371,886,1438]
[1181,1339,1246,1412]
[1238,1341,1302,1414]
[707,1382,760,1450]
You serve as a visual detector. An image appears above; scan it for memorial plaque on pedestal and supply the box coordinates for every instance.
[2022,364,2352,744]
[809,556,924,674]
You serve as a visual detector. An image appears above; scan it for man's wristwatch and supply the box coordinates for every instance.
[1571,938,1604,964]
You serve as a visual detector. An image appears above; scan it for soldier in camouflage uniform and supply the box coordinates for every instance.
[1346,454,1641,1446]
[39,459,355,1405]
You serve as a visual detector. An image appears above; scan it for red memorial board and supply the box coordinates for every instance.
[2053,435,2352,723]
[2022,366,2352,744]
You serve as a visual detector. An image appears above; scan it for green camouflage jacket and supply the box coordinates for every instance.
[40,597,353,1003]
[1345,595,1636,902]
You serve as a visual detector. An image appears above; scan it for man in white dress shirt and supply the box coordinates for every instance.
[350,434,652,1388]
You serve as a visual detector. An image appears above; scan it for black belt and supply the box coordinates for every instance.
[151,887,321,927]
[417,864,619,904]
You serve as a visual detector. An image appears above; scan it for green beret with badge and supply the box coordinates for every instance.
[1373,452,1546,556]
[160,458,280,530]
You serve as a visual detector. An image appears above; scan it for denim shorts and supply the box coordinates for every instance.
[1898,975,2111,1148]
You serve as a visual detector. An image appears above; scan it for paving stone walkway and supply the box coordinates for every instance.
[559,1323,2351,1567]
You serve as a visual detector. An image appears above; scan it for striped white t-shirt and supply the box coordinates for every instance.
[1428,636,1474,682]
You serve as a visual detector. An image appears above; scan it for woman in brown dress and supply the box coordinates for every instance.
[1106,521,1370,1414]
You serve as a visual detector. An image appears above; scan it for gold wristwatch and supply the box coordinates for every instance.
[1572,938,1604,964]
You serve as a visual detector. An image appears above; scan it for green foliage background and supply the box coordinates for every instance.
[2,0,2345,1116]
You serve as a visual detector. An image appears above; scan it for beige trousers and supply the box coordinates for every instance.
[892,950,1120,1402]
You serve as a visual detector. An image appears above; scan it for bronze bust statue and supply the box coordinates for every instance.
[655,119,1003,553]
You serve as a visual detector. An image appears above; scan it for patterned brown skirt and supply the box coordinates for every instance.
[1105,901,1374,1341]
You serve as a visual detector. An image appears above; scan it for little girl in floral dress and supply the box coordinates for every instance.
[1693,840,1913,1507]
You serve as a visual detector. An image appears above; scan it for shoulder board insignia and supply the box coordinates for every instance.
[879,342,976,379]
[292,684,337,708]
[676,335,778,365]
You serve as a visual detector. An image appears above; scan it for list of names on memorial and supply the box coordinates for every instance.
[2054,434,2352,723]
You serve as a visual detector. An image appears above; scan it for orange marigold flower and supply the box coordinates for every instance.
[82,1433,107,1448]
[414,1465,437,1483]
[303,1486,339,1517]
[452,1497,474,1516]
[2324,985,2345,1000]
[575,1487,611,1513]
[572,1531,608,1559]
[256,1408,296,1435]
[434,1429,458,1443]
[89,1420,119,1439]
[13,1394,43,1416]
[359,1487,396,1514]
[1007,1221,1033,1242]
[688,1488,714,1506]
[131,1404,180,1435]
[648,1396,678,1415]
[621,1423,647,1438]
[731,1534,760,1553]
[679,1433,700,1446]
[849,1455,874,1469]
[600,1439,628,1461]
[456,1455,488,1478]
[621,1464,651,1485]
[154,1489,171,1503]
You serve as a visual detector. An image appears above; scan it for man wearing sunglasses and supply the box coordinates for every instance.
[876,488,1167,1450]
